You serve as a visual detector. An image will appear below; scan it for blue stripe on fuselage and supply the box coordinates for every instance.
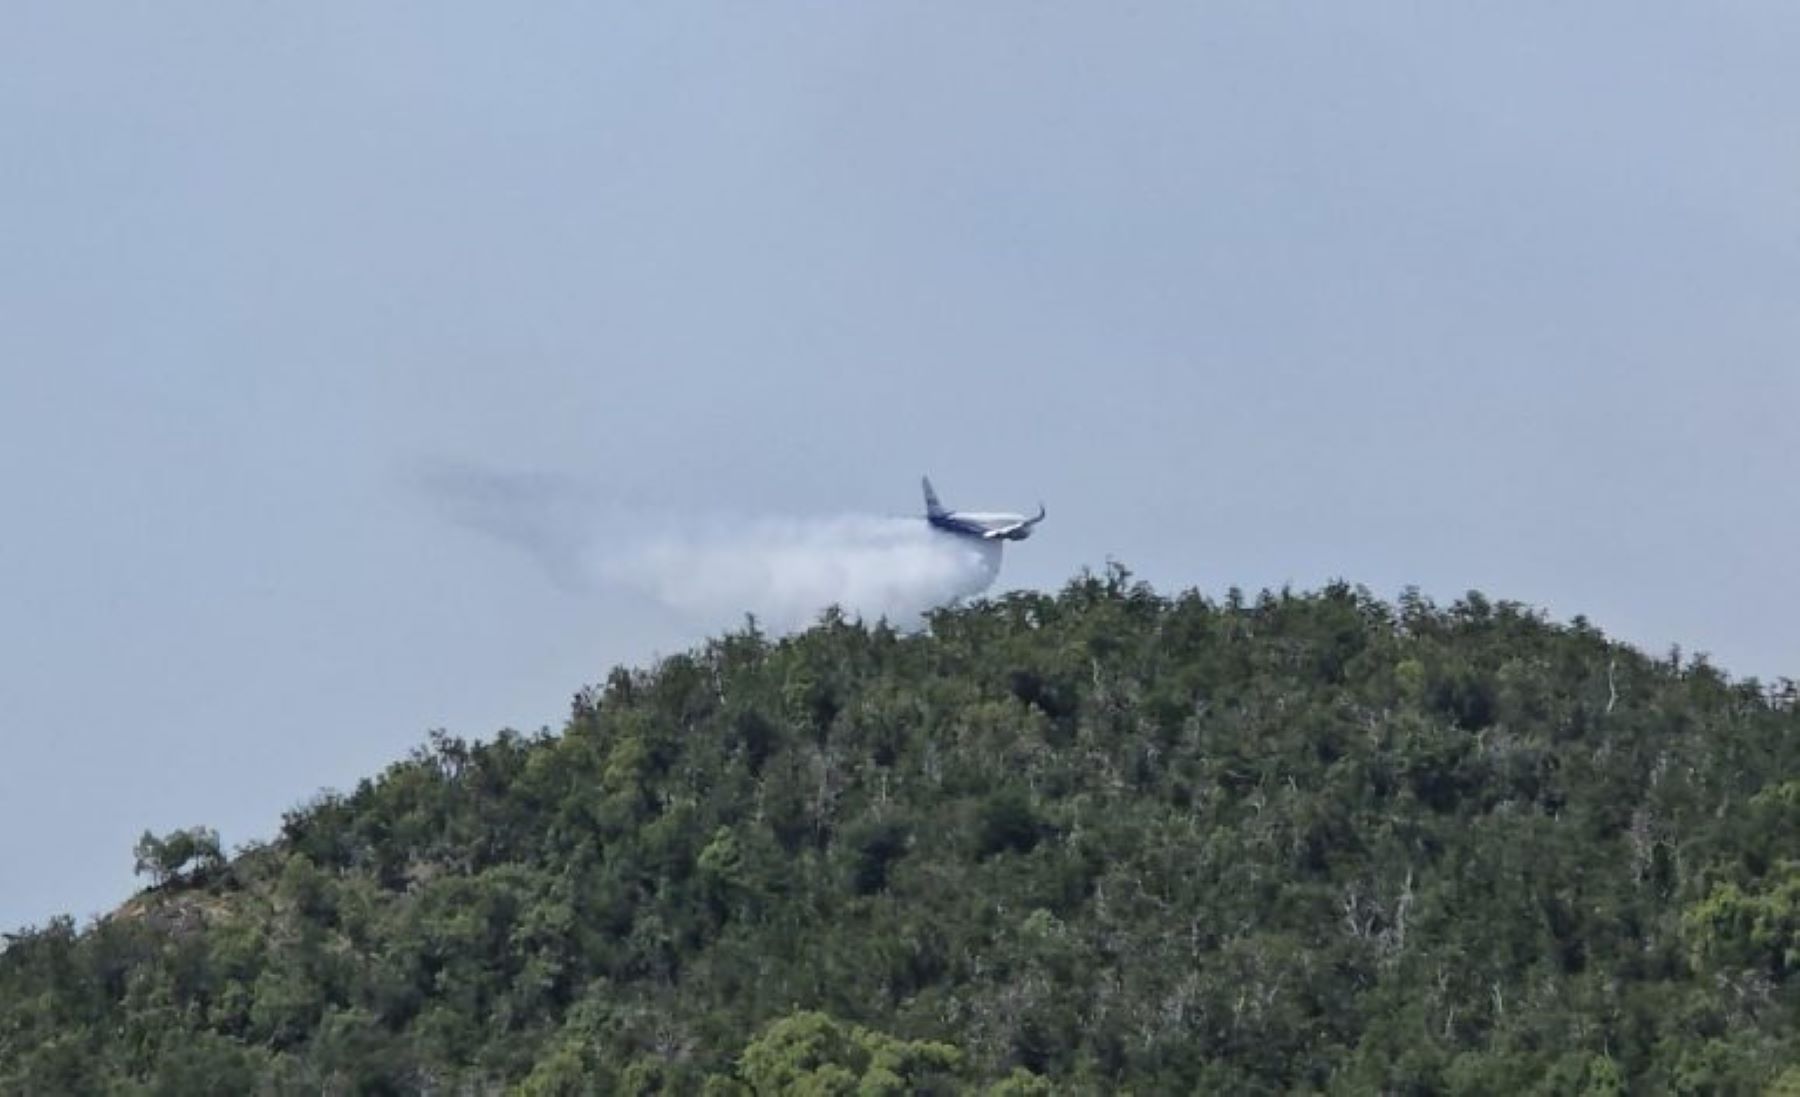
[928,514,991,538]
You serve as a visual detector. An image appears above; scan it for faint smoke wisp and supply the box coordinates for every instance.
[415,462,598,592]
[417,462,1004,631]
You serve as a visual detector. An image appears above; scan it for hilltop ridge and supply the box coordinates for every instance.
[4,569,1797,1093]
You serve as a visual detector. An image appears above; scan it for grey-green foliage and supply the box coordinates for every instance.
[132,825,224,887]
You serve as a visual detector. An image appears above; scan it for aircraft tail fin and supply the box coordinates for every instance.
[922,476,947,518]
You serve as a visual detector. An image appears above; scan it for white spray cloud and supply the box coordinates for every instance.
[417,462,1004,632]
[604,515,1002,632]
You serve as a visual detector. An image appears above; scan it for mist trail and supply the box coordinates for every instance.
[602,515,1003,632]
[417,462,1004,632]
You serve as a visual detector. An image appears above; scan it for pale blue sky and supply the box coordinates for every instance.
[4,4,1797,931]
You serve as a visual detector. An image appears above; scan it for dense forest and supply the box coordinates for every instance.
[4,568,1799,1093]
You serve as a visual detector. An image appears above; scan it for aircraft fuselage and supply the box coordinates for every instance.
[921,476,1045,541]
[928,510,1039,541]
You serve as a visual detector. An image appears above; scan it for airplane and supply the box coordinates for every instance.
[922,476,1045,541]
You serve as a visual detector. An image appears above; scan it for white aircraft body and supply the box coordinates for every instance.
[922,477,1045,541]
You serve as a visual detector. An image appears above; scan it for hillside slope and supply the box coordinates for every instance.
[4,570,1798,1093]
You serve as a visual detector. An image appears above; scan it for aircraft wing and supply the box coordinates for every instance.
[981,503,1047,539]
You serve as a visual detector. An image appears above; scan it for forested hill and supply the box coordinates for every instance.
[5,571,1800,1094]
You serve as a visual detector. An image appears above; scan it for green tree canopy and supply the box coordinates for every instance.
[4,574,1797,1091]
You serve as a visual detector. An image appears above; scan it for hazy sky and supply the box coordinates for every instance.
[4,4,1797,932]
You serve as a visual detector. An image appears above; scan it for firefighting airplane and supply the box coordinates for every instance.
[922,477,1046,541]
